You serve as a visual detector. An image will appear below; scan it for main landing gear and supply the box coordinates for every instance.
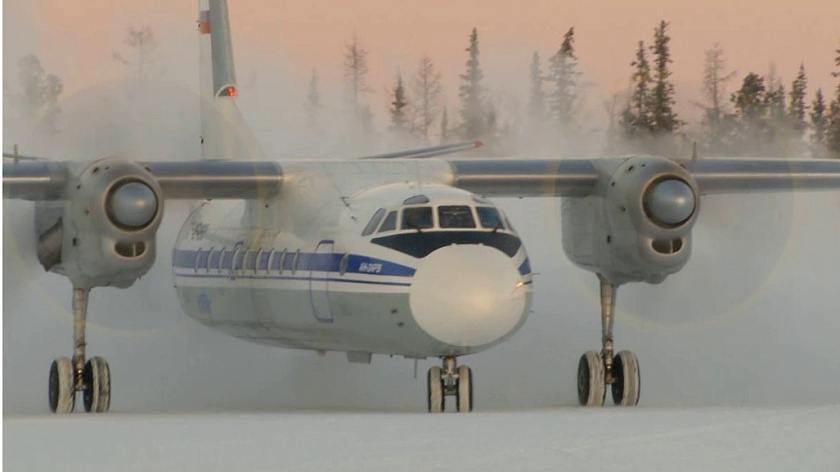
[427,356,473,413]
[48,287,111,414]
[577,276,640,407]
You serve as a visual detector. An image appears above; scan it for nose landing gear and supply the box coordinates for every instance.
[48,288,111,414]
[577,276,640,407]
[427,356,473,413]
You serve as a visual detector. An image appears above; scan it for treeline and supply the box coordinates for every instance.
[7,22,840,160]
[308,22,840,158]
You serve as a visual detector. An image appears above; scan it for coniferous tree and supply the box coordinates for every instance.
[440,107,450,144]
[527,51,546,125]
[113,26,157,85]
[306,69,322,132]
[647,21,679,134]
[788,64,808,138]
[547,27,580,129]
[412,54,442,141]
[16,54,63,137]
[699,44,736,154]
[827,40,840,156]
[344,34,373,113]
[731,72,770,152]
[810,88,827,156]
[458,28,487,140]
[389,73,410,135]
[621,40,652,138]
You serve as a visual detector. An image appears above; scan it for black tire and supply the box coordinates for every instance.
[611,350,640,406]
[456,366,473,413]
[83,357,111,413]
[49,357,75,414]
[577,351,606,407]
[427,366,444,413]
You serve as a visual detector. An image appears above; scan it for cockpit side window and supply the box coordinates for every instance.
[379,210,398,233]
[438,205,476,228]
[362,208,386,236]
[477,206,506,230]
[402,207,434,230]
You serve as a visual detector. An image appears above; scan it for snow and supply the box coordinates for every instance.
[5,406,840,471]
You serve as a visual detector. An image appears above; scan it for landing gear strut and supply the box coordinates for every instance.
[48,287,111,414]
[577,276,640,407]
[427,356,473,413]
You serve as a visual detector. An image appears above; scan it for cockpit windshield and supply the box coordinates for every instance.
[476,206,506,230]
[401,207,434,230]
[438,205,476,228]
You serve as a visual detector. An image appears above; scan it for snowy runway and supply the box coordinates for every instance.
[6,406,839,471]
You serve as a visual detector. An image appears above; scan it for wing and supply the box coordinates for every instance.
[444,157,840,198]
[3,160,283,201]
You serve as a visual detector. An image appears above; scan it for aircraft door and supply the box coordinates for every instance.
[309,240,335,323]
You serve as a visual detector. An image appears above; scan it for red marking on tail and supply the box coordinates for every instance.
[474,140,484,148]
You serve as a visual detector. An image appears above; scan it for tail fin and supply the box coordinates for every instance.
[198,0,264,160]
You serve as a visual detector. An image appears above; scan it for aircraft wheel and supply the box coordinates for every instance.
[427,366,444,413]
[611,350,640,406]
[49,357,76,414]
[83,357,111,413]
[456,366,473,413]
[577,351,605,407]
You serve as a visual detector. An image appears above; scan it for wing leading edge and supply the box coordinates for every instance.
[6,156,840,202]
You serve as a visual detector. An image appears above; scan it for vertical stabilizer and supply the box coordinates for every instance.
[198,0,264,160]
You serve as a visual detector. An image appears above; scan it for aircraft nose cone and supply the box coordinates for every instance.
[409,245,529,347]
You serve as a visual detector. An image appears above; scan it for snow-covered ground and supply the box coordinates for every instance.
[6,406,840,471]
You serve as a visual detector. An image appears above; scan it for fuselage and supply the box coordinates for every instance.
[171,160,533,359]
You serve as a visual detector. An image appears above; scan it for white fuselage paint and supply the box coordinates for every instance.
[171,160,533,359]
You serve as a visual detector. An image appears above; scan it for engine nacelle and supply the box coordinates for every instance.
[42,158,164,289]
[562,155,699,285]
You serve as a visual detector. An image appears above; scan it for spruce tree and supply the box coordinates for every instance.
[527,51,546,125]
[827,40,840,156]
[547,27,580,128]
[440,107,450,144]
[412,54,442,141]
[458,28,487,140]
[647,21,679,134]
[621,40,651,138]
[306,69,322,132]
[810,88,827,156]
[731,72,769,152]
[344,34,373,113]
[16,54,63,137]
[699,44,736,154]
[788,64,808,137]
[389,73,410,134]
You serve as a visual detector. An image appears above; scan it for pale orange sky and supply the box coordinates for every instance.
[4,0,840,126]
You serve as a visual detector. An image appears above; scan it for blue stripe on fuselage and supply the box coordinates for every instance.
[171,248,416,277]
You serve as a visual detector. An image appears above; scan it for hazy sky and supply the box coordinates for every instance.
[4,0,840,125]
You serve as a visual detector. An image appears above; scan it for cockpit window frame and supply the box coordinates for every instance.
[362,208,387,236]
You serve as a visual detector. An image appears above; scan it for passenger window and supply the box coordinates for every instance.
[379,211,398,232]
[245,249,257,271]
[439,205,476,228]
[362,208,386,236]
[477,206,506,230]
[402,207,434,230]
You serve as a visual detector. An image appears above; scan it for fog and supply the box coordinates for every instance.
[4,1,840,416]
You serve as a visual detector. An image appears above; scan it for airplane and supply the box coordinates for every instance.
[4,0,840,415]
